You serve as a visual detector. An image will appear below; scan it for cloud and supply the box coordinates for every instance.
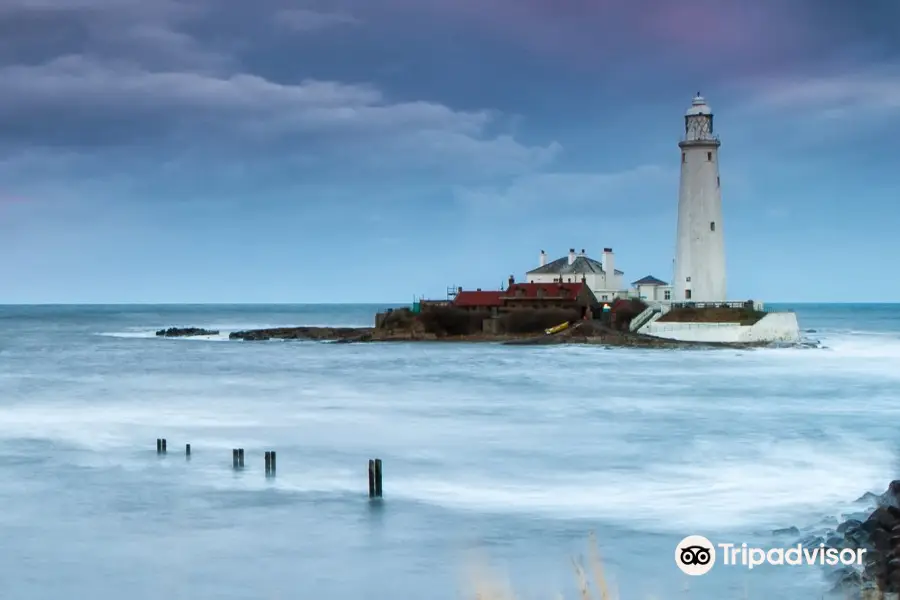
[739,67,900,118]
[273,8,359,32]
[351,0,822,73]
[0,54,559,181]
[455,164,677,218]
[0,0,221,70]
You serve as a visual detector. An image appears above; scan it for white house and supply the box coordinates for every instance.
[630,275,672,303]
[525,248,626,302]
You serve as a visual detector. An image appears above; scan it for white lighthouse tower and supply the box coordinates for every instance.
[672,93,726,303]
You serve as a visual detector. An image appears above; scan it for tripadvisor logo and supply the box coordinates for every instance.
[676,535,716,576]
[675,535,866,575]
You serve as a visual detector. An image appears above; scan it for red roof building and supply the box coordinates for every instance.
[453,290,504,308]
[450,277,600,313]
[501,282,586,299]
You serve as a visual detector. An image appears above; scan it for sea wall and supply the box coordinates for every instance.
[638,311,800,343]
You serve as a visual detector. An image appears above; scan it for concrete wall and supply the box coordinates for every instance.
[638,312,800,343]
[673,138,727,303]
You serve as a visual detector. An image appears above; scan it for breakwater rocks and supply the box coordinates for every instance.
[228,327,375,342]
[797,481,900,597]
[155,327,219,337]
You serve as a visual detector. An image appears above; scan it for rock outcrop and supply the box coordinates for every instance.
[155,327,219,337]
[827,481,900,597]
[229,327,371,341]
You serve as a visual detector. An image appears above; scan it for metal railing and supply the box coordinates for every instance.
[669,301,756,310]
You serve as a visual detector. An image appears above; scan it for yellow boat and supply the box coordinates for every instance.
[544,321,570,335]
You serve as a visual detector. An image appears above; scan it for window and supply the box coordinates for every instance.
[707,151,712,161]
[601,295,608,300]
[717,176,720,187]
[664,290,671,300]
[710,221,715,231]
[686,276,691,282]
[682,152,686,163]
[685,289,692,299]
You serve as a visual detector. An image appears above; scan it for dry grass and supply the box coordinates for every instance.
[656,306,765,325]
[466,533,618,600]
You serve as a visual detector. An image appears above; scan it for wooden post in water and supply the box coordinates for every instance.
[161,439,167,454]
[232,449,239,469]
[156,439,162,454]
[374,458,383,498]
[238,448,244,468]
[368,459,375,498]
[265,451,271,475]
[185,443,191,458]
[270,451,276,474]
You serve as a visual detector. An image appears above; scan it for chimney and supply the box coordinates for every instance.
[580,248,585,256]
[539,250,546,267]
[508,274,515,288]
[602,248,615,278]
[568,248,576,265]
[458,287,462,293]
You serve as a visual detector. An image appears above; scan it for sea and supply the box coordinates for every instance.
[0,303,897,600]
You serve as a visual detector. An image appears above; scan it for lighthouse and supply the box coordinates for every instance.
[672,93,726,303]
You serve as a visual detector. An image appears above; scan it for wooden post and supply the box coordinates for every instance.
[368,459,375,498]
[374,458,383,498]
[238,448,244,468]
[161,439,167,454]
[265,451,271,475]
[156,439,162,454]
[185,443,191,458]
[232,449,239,469]
[270,451,276,473]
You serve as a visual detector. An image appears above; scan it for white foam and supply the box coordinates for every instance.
[0,404,267,450]
[6,309,900,543]
[818,331,900,360]
[383,434,892,533]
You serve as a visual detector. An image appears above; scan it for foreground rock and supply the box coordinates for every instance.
[156,327,219,337]
[829,481,900,596]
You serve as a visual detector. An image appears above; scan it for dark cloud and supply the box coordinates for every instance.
[0,0,897,200]
[0,0,560,181]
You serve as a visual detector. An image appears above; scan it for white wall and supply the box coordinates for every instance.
[673,141,727,303]
[638,312,800,343]
[631,284,673,302]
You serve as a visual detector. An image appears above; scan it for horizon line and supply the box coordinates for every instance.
[1,301,898,307]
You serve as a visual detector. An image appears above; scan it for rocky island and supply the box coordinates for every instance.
[156,327,219,337]
[156,304,780,349]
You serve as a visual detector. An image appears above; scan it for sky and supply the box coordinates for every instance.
[1,0,899,303]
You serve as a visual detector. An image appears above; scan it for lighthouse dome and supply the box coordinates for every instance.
[685,94,712,116]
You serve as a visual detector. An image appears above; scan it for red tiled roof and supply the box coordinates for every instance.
[453,290,504,307]
[502,282,585,299]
